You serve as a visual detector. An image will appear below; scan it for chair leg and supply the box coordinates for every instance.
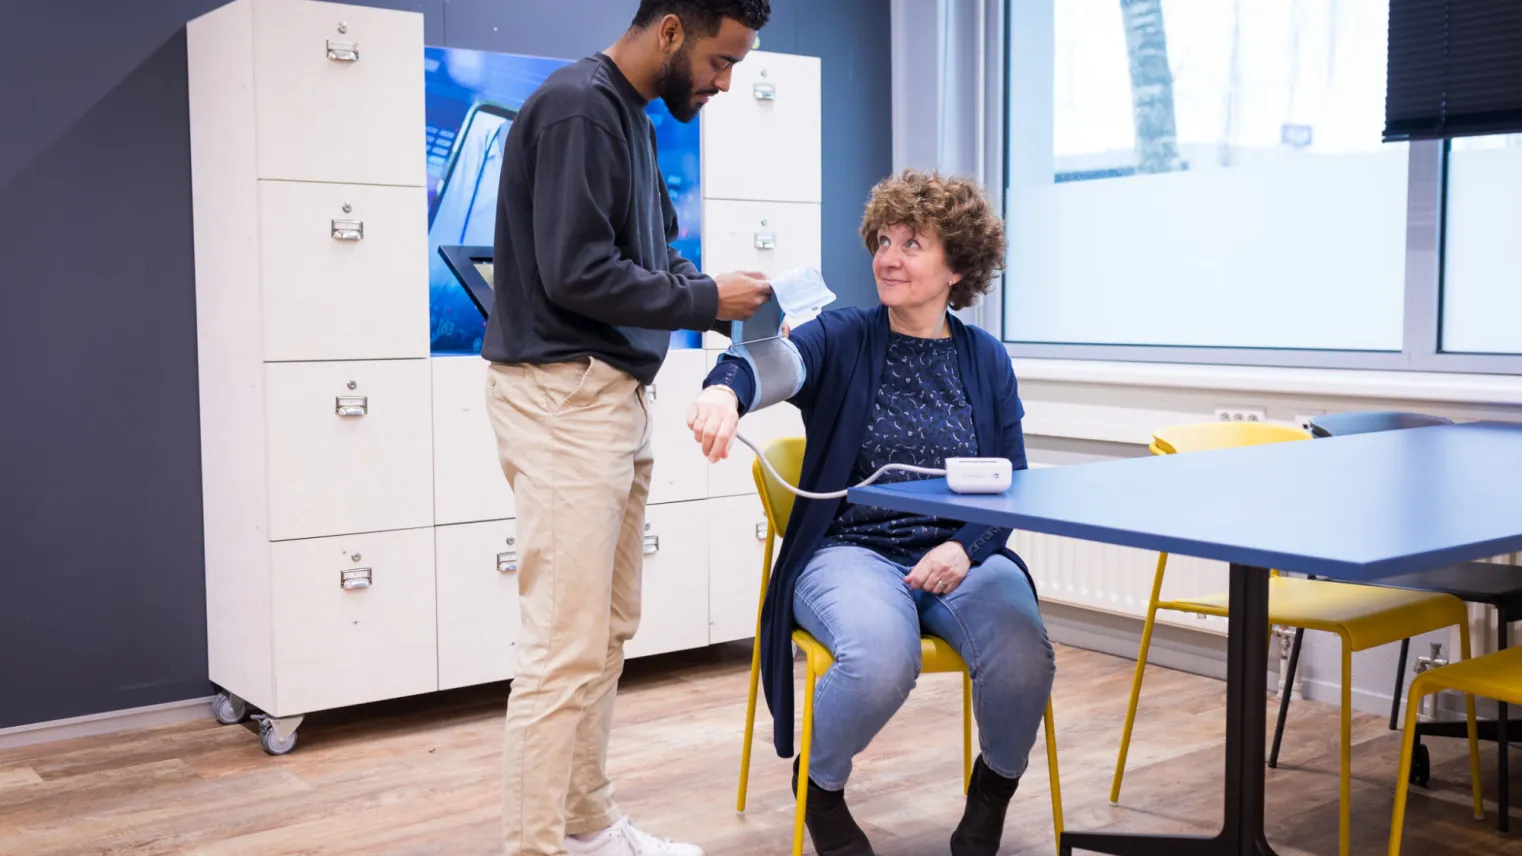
[1461,621,1484,822]
[1269,626,1304,769]
[1498,618,1510,833]
[962,671,974,794]
[1389,681,1428,856]
[737,634,763,813]
[1340,644,1352,856]
[794,665,817,856]
[1389,638,1411,732]
[1044,700,1063,856]
[738,535,774,814]
[1109,552,1169,805]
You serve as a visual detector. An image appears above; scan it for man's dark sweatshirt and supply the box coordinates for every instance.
[481,52,724,386]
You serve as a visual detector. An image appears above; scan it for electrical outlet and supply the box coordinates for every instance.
[1215,407,1266,423]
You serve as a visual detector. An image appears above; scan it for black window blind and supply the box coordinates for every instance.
[1384,0,1522,141]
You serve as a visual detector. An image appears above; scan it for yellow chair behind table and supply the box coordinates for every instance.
[1109,421,1481,856]
[1390,647,1513,854]
[735,436,1065,856]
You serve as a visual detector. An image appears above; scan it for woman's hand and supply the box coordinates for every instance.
[687,386,741,463]
[905,542,972,596]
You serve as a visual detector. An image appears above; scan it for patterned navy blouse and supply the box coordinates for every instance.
[820,332,986,566]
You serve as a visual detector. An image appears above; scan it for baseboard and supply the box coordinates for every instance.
[0,696,213,750]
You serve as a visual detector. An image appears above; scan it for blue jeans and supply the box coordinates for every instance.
[792,544,1055,790]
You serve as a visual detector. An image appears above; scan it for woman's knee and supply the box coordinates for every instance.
[836,619,922,693]
[958,559,1054,684]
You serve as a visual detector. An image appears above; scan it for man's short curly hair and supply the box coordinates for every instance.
[859,169,1007,311]
[631,0,770,37]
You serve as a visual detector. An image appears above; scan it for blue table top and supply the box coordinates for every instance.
[848,421,1522,581]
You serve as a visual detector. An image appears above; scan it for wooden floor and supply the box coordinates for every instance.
[2,642,1517,855]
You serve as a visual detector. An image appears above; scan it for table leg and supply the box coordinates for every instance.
[1060,564,1277,856]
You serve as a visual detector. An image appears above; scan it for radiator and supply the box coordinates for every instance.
[1013,529,1230,636]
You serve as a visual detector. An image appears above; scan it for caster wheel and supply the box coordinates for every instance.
[211,692,247,726]
[1410,742,1431,788]
[259,721,298,756]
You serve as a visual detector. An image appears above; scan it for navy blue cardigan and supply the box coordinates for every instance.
[702,306,1034,759]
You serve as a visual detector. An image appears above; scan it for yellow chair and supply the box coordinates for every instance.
[735,436,1065,856]
[1109,421,1479,856]
[1390,649,1499,854]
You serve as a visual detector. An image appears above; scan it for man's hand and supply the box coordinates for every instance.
[686,385,742,463]
[716,271,772,321]
[904,542,972,596]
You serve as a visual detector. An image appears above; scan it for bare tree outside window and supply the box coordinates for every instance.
[1119,0,1185,173]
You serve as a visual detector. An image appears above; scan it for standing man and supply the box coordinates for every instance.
[481,3,772,856]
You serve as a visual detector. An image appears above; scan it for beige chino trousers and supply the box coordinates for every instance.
[485,356,654,856]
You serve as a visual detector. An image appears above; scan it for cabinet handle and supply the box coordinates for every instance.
[335,395,368,417]
[326,40,360,62]
[755,523,768,540]
[753,81,776,100]
[497,550,518,573]
[753,232,777,250]
[331,219,364,241]
[643,535,660,556]
[340,568,372,590]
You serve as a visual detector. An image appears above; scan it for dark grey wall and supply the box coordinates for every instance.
[0,0,891,729]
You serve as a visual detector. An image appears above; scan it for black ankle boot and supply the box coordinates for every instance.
[792,757,876,856]
[951,755,1020,856]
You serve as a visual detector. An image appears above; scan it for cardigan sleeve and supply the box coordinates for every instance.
[949,355,1029,565]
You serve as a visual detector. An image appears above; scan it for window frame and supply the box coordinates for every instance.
[987,0,1522,377]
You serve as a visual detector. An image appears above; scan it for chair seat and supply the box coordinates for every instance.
[1161,577,1466,651]
[1411,645,1522,705]
[792,630,966,675]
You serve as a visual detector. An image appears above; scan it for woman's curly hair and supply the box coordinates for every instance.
[859,169,1007,311]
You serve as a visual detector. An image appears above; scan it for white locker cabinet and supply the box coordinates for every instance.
[699,199,823,350]
[189,0,823,754]
[646,349,709,506]
[625,501,711,659]
[258,180,429,362]
[707,495,771,644]
[431,356,516,525]
[702,200,823,277]
[264,359,434,541]
[269,527,438,716]
[436,519,520,690]
[701,51,822,204]
[250,0,425,187]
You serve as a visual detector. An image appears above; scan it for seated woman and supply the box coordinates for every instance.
[686,169,1054,856]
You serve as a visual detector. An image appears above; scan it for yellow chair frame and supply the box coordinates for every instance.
[1109,422,1480,856]
[1390,648,1501,854]
[735,437,1064,856]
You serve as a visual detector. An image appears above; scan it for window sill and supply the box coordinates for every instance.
[1011,357,1522,407]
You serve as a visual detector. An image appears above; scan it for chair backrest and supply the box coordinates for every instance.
[1150,421,1312,456]
[752,435,807,537]
[1307,410,1453,439]
[750,436,806,594]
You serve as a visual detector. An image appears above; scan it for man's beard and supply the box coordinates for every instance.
[657,46,706,123]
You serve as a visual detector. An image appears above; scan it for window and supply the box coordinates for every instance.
[1442,133,1522,356]
[999,0,1522,374]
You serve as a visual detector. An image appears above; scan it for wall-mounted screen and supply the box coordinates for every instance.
[425,46,704,354]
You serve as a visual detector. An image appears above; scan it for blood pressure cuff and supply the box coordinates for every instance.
[710,336,807,415]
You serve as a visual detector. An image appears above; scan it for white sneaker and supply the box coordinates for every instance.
[563,817,705,856]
